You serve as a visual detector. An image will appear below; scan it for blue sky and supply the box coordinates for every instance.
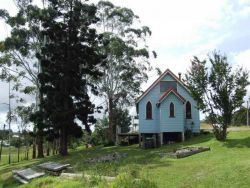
[1,0,250,129]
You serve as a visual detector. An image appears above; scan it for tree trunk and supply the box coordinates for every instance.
[213,124,227,141]
[85,123,92,134]
[55,139,58,154]
[52,139,55,155]
[0,124,6,161]
[32,137,36,159]
[26,144,29,160]
[37,133,44,158]
[17,147,20,162]
[108,97,114,144]
[59,127,68,155]
[46,141,50,156]
[221,125,227,141]
[0,139,3,161]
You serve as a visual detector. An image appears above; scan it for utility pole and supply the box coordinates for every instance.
[248,98,250,126]
[8,80,11,164]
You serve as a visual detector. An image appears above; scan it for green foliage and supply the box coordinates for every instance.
[0,0,46,158]
[10,135,22,148]
[91,117,109,146]
[95,1,155,143]
[0,128,9,140]
[185,51,249,141]
[0,1,42,90]
[113,108,131,134]
[37,0,105,155]
[232,107,248,126]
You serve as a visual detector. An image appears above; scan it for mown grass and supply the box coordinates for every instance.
[1,130,250,188]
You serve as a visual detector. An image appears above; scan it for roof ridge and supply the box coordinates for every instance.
[136,69,189,103]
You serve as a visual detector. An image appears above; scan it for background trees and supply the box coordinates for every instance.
[95,1,155,143]
[0,0,47,158]
[232,107,249,126]
[185,51,249,141]
[0,0,155,155]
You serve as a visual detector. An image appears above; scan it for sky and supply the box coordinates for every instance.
[1,0,250,130]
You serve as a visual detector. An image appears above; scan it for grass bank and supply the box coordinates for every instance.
[0,130,250,188]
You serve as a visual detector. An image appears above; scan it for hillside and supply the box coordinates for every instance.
[1,130,250,188]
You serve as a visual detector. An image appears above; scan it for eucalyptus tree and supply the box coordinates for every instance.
[0,0,47,158]
[185,51,249,141]
[95,1,155,143]
[37,0,106,155]
[14,105,34,160]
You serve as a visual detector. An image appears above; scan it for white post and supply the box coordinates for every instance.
[159,133,163,146]
[181,132,185,142]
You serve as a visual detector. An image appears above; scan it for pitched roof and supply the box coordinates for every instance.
[158,88,186,104]
[136,69,189,103]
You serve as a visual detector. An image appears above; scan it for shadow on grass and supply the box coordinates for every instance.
[223,137,250,148]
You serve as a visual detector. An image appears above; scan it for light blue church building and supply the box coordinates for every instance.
[136,69,200,147]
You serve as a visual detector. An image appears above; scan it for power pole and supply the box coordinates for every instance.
[247,100,249,126]
[8,80,11,164]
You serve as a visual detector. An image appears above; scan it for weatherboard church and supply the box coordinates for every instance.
[136,69,200,147]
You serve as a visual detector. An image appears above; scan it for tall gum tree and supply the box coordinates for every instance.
[95,1,156,143]
[0,0,48,158]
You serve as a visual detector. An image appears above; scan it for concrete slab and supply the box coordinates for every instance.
[13,168,45,182]
[37,162,70,172]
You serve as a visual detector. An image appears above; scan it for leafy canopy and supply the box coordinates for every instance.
[185,51,249,140]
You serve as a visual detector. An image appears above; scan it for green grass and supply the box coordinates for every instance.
[1,130,250,187]
[0,146,33,165]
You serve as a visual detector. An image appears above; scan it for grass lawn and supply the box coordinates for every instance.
[0,147,33,165]
[0,130,250,188]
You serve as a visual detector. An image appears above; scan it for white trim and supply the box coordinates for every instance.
[136,69,190,104]
[159,89,186,104]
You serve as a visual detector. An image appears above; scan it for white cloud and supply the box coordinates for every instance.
[234,49,250,69]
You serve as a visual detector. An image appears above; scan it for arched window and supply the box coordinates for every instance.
[170,102,175,117]
[186,101,192,119]
[146,101,152,119]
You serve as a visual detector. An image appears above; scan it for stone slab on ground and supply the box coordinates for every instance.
[37,162,70,172]
[160,146,210,158]
[85,152,128,163]
[13,168,45,183]
[13,175,28,184]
